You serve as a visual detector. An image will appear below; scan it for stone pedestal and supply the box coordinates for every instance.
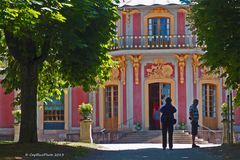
[14,124,20,142]
[222,119,228,144]
[80,120,93,143]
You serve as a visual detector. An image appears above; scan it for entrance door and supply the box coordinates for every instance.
[104,85,118,130]
[149,83,171,130]
[202,84,218,129]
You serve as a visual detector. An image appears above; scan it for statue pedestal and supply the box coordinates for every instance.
[14,123,20,142]
[80,120,93,143]
[222,118,228,144]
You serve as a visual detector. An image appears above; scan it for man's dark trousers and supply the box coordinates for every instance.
[162,123,174,149]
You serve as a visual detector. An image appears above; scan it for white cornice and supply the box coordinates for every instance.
[110,48,205,56]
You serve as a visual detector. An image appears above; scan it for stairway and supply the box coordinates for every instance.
[113,130,209,144]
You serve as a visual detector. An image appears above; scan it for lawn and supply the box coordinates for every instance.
[0,141,98,160]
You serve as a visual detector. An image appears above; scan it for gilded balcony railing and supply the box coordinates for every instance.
[109,34,199,50]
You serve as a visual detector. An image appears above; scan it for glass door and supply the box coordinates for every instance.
[202,84,218,129]
[104,86,118,130]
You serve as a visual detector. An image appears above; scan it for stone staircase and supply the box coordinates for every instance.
[113,130,209,144]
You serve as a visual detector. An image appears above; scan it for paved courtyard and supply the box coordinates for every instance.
[78,143,223,160]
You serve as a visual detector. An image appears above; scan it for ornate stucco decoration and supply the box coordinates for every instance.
[200,66,219,80]
[115,56,127,85]
[110,67,120,81]
[191,54,201,84]
[129,55,142,85]
[145,58,174,80]
[176,54,188,84]
[149,7,169,14]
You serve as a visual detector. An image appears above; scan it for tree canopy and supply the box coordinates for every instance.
[188,0,240,105]
[0,0,119,142]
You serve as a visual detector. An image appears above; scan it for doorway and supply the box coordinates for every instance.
[149,83,171,130]
[104,85,118,130]
[202,84,218,129]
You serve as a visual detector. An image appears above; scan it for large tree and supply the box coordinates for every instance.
[0,0,119,143]
[188,0,240,104]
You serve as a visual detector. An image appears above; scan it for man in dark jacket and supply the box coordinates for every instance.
[160,97,177,150]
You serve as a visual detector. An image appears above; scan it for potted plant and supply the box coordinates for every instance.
[179,122,185,130]
[221,102,228,118]
[78,103,93,143]
[134,122,142,131]
[79,103,93,120]
[12,109,21,142]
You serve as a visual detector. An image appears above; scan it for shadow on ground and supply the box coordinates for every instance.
[78,144,240,160]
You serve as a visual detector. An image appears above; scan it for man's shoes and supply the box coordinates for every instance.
[192,144,200,148]
[169,148,173,150]
[163,147,166,150]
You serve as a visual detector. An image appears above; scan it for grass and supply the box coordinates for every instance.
[0,141,99,160]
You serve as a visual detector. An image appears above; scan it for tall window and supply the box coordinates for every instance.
[148,17,170,45]
[160,18,170,37]
[105,86,118,118]
[202,84,216,118]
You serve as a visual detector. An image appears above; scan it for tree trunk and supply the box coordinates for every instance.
[19,62,38,143]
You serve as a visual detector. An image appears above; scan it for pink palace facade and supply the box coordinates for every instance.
[1,0,240,140]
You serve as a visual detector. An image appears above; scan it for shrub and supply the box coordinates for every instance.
[221,102,228,113]
[78,103,93,120]
[12,109,21,124]
[179,122,185,129]
[134,122,142,131]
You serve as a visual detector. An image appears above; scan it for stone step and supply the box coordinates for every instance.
[114,130,210,144]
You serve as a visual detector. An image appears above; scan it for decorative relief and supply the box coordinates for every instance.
[110,67,120,81]
[176,54,188,84]
[200,66,219,80]
[145,58,174,80]
[149,7,169,14]
[129,55,142,85]
[191,54,201,84]
[115,56,127,85]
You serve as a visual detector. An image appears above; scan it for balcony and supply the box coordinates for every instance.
[109,34,200,50]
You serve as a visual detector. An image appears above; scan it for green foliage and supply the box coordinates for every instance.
[0,0,119,101]
[233,90,240,108]
[221,102,228,113]
[178,122,186,129]
[188,0,240,106]
[78,103,93,120]
[134,122,142,131]
[12,109,21,124]
[0,0,119,142]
